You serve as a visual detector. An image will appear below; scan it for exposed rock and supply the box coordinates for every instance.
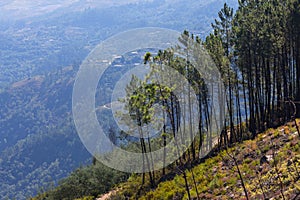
[260,155,269,165]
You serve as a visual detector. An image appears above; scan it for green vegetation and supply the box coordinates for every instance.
[2,0,300,199]
[109,0,300,199]
[34,0,300,199]
[30,161,129,200]
[111,121,300,199]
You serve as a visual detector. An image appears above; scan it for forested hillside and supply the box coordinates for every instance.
[1,1,242,199]
[31,0,300,199]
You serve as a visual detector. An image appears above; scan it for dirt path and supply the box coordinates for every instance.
[96,189,117,200]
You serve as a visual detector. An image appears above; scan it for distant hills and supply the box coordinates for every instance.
[0,0,219,20]
[0,0,237,88]
[0,0,148,19]
[0,0,238,199]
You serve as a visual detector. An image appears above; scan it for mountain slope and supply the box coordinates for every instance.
[109,120,300,199]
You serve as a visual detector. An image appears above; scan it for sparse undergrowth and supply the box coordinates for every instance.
[107,119,300,200]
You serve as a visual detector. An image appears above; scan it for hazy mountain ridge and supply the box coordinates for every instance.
[0,0,154,19]
[0,0,215,20]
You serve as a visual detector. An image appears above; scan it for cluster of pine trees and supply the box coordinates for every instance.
[122,0,300,192]
[206,0,300,142]
[209,0,300,141]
